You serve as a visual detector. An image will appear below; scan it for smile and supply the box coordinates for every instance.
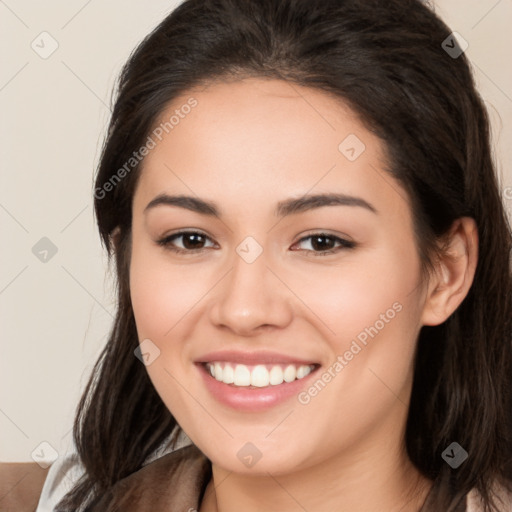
[204,362,316,388]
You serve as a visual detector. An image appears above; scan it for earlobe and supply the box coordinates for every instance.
[421,217,479,326]
[109,226,122,252]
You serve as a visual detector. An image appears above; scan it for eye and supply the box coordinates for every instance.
[156,230,356,256]
[156,230,216,254]
[291,232,356,256]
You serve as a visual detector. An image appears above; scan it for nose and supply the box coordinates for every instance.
[209,243,294,336]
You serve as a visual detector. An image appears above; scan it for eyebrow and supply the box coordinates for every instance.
[143,192,378,217]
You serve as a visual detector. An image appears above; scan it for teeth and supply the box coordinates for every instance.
[233,364,251,386]
[269,365,284,385]
[214,362,223,381]
[206,362,314,387]
[296,365,307,379]
[222,364,234,384]
[251,365,268,387]
[283,364,296,383]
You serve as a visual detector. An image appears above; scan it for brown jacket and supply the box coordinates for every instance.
[90,444,512,512]
[91,445,211,511]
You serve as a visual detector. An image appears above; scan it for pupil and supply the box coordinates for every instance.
[312,235,334,251]
[184,234,204,249]
[181,235,335,251]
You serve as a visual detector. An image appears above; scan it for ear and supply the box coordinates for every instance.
[109,226,122,252]
[421,217,479,326]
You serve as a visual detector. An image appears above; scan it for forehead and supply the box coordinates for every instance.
[134,78,408,219]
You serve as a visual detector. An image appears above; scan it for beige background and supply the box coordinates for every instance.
[1,0,511,462]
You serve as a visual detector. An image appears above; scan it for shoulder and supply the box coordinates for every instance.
[89,444,211,512]
[467,479,512,512]
[36,428,187,511]
[36,450,84,511]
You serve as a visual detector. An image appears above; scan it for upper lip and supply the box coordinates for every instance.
[195,350,319,366]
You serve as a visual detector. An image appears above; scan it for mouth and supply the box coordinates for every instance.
[194,350,321,410]
[201,361,320,388]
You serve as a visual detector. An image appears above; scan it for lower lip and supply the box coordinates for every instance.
[196,363,319,412]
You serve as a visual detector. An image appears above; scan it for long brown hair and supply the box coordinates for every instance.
[57,0,512,510]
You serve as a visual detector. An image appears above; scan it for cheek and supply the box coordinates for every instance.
[128,237,224,405]
[288,244,422,408]
[285,243,421,348]
[129,242,206,340]
[129,242,198,416]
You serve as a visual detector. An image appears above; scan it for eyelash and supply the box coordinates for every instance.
[156,230,356,256]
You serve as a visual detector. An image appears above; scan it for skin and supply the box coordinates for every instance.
[128,78,478,512]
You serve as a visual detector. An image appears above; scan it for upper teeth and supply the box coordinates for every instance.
[206,362,315,387]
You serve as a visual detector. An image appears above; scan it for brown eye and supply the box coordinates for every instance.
[179,232,207,249]
[292,233,356,256]
[157,231,216,254]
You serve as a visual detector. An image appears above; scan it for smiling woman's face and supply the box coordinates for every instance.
[129,78,430,476]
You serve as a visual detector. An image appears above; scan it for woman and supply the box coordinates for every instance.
[53,0,512,510]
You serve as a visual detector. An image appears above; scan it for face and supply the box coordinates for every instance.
[129,78,428,475]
